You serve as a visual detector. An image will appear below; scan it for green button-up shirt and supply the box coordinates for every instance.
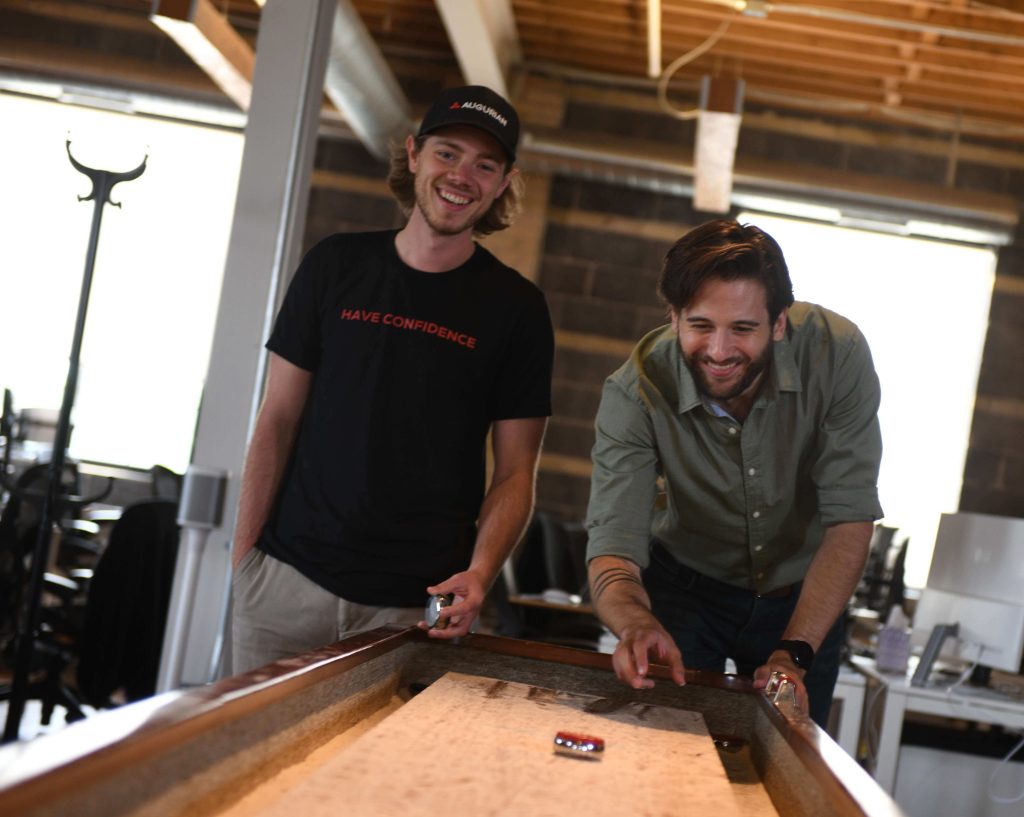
[586,301,883,594]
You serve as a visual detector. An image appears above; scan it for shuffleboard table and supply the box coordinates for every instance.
[0,627,905,817]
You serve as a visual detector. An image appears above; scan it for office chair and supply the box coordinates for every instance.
[854,523,910,619]
[76,498,180,708]
[493,510,604,650]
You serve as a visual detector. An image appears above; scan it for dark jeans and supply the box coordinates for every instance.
[643,542,844,727]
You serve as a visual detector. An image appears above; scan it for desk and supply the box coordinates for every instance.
[831,662,867,758]
[0,628,903,817]
[850,656,1024,794]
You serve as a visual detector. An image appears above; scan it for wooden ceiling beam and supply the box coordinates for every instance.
[730,65,1024,123]
[518,41,648,75]
[354,3,447,32]
[514,7,1024,92]
[520,38,1024,116]
[0,34,221,98]
[1,0,152,31]
[522,24,1024,104]
[5,0,1024,146]
[678,0,1024,41]
[662,5,1024,60]
[654,30,1024,90]
[434,0,520,96]
[151,0,255,110]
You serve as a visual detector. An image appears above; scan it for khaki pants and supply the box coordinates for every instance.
[231,548,423,675]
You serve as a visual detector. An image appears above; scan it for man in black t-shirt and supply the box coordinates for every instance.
[231,86,554,674]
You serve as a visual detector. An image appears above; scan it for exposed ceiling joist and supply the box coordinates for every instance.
[434,0,521,97]
[150,0,254,110]
[148,0,414,158]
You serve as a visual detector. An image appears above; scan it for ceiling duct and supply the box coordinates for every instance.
[520,131,1015,245]
[323,0,414,160]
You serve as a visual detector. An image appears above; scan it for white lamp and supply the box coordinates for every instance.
[694,76,745,213]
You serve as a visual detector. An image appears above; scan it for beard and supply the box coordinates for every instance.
[414,177,481,237]
[683,339,775,403]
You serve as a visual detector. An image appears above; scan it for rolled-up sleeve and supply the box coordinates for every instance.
[813,328,884,525]
[585,377,661,568]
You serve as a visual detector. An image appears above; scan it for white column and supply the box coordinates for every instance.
[158,0,335,686]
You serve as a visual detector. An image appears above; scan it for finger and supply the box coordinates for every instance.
[752,667,772,689]
[611,645,636,685]
[441,598,472,617]
[659,643,686,686]
[428,617,472,639]
[438,600,478,628]
[614,643,653,689]
[751,669,789,689]
[632,639,650,679]
[788,676,810,713]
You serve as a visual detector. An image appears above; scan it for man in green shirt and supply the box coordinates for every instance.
[586,219,883,725]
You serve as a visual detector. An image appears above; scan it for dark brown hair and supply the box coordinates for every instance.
[386,136,523,237]
[658,219,795,323]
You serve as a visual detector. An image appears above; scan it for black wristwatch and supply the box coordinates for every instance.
[776,639,815,670]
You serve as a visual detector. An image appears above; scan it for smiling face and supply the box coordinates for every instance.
[407,125,513,238]
[672,276,788,420]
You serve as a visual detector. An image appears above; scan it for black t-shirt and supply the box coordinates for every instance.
[258,230,554,606]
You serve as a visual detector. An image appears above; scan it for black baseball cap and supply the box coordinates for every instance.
[416,85,520,163]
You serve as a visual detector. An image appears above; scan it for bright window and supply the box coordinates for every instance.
[739,213,996,588]
[0,94,243,473]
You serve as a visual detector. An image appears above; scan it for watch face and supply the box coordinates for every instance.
[778,639,814,669]
[424,593,454,629]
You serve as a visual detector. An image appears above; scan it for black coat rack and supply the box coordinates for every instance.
[2,141,147,743]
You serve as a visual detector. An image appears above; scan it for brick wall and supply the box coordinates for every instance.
[535,183,697,520]
[961,228,1024,516]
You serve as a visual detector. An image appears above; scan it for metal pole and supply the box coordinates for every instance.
[156,464,227,692]
[2,142,146,743]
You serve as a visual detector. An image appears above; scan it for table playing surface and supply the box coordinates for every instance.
[223,671,743,817]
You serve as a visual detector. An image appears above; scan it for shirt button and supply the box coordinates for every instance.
[748,467,756,476]
[754,545,763,552]
[728,427,738,435]
[752,511,761,519]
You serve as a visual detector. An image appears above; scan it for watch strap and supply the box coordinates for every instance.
[776,639,815,670]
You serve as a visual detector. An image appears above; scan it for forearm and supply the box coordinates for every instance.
[423,417,545,638]
[588,555,660,636]
[588,554,686,687]
[422,469,535,639]
[467,468,536,589]
[782,520,873,649]
[231,414,300,563]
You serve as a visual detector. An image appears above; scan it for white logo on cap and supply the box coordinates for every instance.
[458,101,508,128]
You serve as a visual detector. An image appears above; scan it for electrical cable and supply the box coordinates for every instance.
[988,730,1024,805]
[656,15,736,121]
[931,645,1024,806]
[944,650,980,695]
